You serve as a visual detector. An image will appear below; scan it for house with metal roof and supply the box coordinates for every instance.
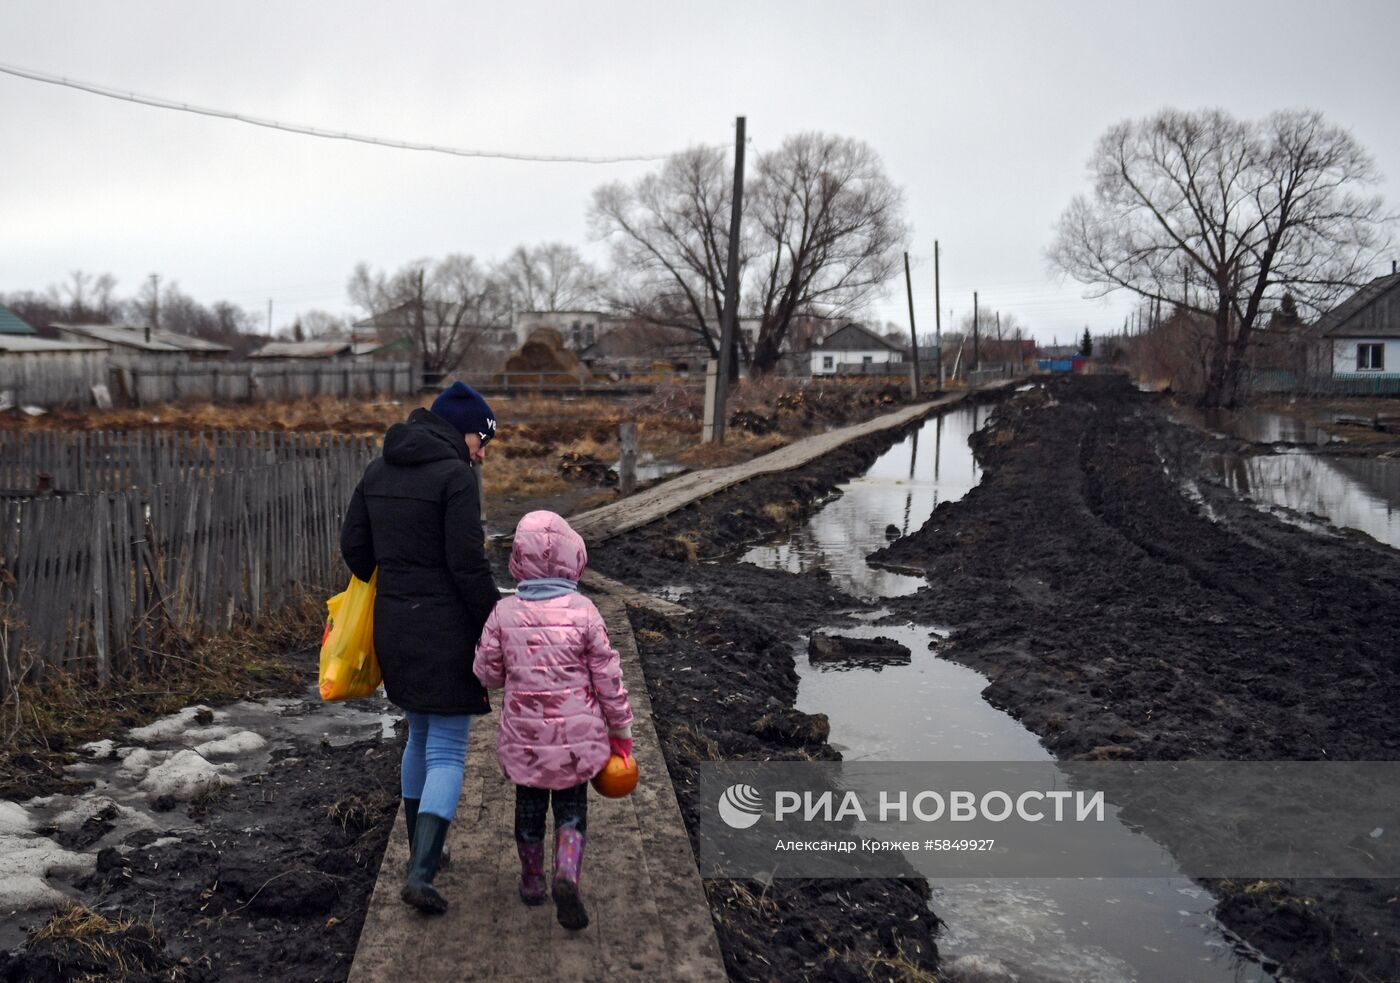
[52,323,231,360]
[0,303,38,336]
[808,322,905,376]
[1317,272,1400,378]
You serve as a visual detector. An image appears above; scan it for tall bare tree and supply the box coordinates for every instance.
[747,133,907,373]
[497,243,600,312]
[591,134,906,374]
[590,146,740,358]
[349,255,511,378]
[1051,108,1392,406]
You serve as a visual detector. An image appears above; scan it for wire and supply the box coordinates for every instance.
[0,61,688,164]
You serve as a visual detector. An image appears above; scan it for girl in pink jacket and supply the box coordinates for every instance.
[473,510,633,931]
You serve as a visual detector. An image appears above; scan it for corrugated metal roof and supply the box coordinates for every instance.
[0,336,109,354]
[53,323,232,353]
[0,304,38,335]
[1316,273,1400,337]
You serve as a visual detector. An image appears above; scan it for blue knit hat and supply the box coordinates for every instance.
[430,382,497,442]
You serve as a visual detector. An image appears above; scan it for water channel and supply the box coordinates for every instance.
[741,402,1278,983]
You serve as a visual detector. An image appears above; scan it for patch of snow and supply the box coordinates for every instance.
[0,800,34,835]
[193,731,266,759]
[117,747,168,777]
[138,749,231,801]
[126,705,222,742]
[0,833,95,911]
[51,796,155,835]
[80,739,117,758]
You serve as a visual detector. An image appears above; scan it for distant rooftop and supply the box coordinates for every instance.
[0,304,37,336]
[0,335,109,354]
[53,322,231,354]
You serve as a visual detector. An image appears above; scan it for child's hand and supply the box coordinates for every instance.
[609,736,634,761]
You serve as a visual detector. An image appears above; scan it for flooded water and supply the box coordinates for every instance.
[742,406,988,600]
[1,685,394,949]
[1178,406,1400,550]
[743,403,1278,983]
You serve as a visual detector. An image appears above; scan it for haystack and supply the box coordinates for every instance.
[502,327,592,381]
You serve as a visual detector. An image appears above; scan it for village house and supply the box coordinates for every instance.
[1317,271,1400,378]
[808,322,905,376]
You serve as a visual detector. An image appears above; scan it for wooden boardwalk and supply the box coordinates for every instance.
[348,595,726,983]
[567,387,986,545]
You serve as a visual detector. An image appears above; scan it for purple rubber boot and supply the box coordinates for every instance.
[516,837,546,906]
[551,826,589,930]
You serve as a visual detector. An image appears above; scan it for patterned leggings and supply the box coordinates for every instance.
[514,782,588,842]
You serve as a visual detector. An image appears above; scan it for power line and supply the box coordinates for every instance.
[0,61,690,164]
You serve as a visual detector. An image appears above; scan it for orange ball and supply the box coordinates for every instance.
[591,752,639,798]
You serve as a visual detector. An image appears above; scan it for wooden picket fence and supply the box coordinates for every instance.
[0,431,379,689]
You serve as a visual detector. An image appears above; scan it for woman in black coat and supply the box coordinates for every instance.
[340,381,500,913]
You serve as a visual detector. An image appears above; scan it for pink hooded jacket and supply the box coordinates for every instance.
[472,511,634,790]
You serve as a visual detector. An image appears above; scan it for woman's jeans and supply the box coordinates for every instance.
[400,711,472,821]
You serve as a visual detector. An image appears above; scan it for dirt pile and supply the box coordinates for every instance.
[502,327,590,381]
[874,373,1400,982]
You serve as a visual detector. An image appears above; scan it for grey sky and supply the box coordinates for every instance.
[3,0,1398,345]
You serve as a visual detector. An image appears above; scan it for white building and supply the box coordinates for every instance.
[808,323,906,376]
[1320,272,1400,377]
[512,311,608,351]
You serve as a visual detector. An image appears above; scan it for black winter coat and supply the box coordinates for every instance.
[340,408,501,715]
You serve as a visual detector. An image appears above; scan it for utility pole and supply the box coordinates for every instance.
[972,291,980,373]
[267,299,274,337]
[933,241,943,389]
[708,115,746,444]
[903,252,920,398]
[148,274,160,336]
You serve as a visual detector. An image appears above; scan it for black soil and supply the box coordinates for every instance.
[592,416,954,982]
[0,666,402,983]
[873,374,1400,983]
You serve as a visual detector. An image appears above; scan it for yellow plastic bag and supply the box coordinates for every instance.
[318,572,382,701]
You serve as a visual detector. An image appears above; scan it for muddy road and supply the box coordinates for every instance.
[873,375,1400,982]
[598,376,1399,982]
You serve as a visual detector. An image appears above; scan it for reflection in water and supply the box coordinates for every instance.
[744,405,1276,983]
[1207,451,1400,549]
[741,406,985,600]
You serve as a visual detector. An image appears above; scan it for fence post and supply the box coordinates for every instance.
[618,422,638,496]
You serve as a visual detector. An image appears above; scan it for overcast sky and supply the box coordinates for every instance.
[3,0,1398,345]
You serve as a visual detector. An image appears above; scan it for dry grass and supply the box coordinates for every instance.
[30,903,167,977]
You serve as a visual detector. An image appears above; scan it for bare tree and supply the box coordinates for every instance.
[590,146,744,358]
[349,255,511,379]
[748,133,907,373]
[1051,108,1392,406]
[497,243,600,312]
[591,134,907,374]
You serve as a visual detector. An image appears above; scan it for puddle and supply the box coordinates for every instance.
[615,453,684,483]
[1,684,394,947]
[1204,451,1400,550]
[1177,406,1400,550]
[744,406,1279,982]
[741,406,989,600]
[1176,405,1332,445]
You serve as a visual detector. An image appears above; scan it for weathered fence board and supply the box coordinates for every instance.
[0,431,380,688]
[0,355,414,408]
